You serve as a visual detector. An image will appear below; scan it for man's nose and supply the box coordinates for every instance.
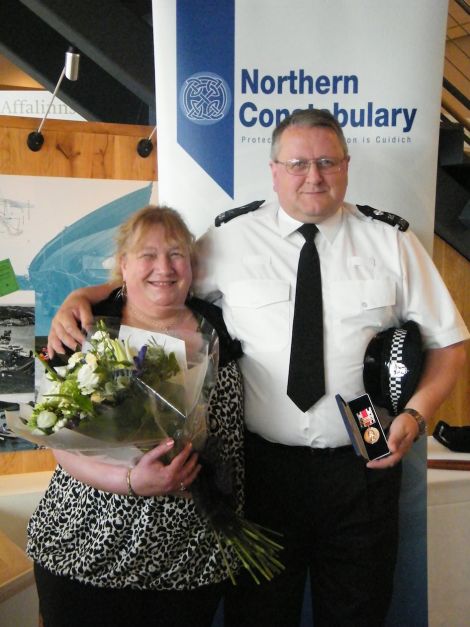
[305,161,323,183]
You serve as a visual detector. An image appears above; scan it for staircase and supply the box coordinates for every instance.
[436,120,470,261]
[436,0,470,261]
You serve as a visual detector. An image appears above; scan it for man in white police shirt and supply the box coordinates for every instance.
[49,109,468,627]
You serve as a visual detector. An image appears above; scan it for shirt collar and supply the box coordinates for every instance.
[277,204,344,244]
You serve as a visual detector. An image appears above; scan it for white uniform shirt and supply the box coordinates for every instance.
[195,201,469,448]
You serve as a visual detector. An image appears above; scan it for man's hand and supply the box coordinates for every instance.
[366,412,419,470]
[367,342,467,470]
[47,283,116,358]
[47,296,94,357]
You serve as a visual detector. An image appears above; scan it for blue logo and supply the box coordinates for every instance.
[179,72,232,126]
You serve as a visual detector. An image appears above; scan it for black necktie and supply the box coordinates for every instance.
[287,223,325,411]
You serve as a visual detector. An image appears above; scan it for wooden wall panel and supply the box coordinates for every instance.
[0,115,157,180]
[0,450,55,475]
[431,235,470,432]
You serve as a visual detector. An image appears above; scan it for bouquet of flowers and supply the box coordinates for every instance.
[8,317,284,584]
[9,318,213,463]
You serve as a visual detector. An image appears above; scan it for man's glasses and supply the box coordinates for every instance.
[274,157,346,176]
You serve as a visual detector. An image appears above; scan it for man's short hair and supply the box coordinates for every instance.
[270,108,348,159]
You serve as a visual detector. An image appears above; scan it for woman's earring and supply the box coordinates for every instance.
[117,280,127,301]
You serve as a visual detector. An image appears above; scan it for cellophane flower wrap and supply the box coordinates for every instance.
[8,317,284,585]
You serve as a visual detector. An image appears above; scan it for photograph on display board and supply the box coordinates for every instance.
[0,302,34,395]
[0,293,36,451]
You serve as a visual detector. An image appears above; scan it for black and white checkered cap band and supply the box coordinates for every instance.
[388,328,409,414]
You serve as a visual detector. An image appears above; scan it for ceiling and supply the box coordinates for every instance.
[0,0,155,125]
[0,1,468,128]
[447,0,470,40]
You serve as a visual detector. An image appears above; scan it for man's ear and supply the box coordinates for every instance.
[270,161,279,193]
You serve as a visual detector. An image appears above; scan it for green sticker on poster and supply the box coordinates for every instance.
[0,259,20,297]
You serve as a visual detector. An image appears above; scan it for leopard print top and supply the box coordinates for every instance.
[27,361,244,590]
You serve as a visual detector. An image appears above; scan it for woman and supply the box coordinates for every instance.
[28,206,244,627]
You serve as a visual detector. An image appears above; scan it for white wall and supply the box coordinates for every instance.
[0,472,52,627]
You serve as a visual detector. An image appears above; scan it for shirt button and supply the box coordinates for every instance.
[361,302,367,308]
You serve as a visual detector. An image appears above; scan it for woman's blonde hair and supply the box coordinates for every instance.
[111,205,196,283]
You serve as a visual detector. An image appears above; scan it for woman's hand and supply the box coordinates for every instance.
[129,439,201,497]
[54,439,201,498]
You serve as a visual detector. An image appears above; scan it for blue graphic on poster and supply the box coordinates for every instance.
[1,181,152,337]
[176,0,234,197]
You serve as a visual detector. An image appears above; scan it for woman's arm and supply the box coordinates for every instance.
[48,283,117,357]
[54,439,201,497]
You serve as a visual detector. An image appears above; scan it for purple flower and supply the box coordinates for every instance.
[133,345,148,375]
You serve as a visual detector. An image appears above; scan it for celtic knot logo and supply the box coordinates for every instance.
[180,72,231,126]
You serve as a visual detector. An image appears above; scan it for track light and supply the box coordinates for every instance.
[137,125,157,158]
[27,47,80,152]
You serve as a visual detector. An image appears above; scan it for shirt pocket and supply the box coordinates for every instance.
[328,278,396,347]
[225,279,290,351]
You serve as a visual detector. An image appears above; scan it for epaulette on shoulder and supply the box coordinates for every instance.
[357,204,409,232]
[215,200,265,227]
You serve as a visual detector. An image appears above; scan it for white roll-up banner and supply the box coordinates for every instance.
[152,1,448,624]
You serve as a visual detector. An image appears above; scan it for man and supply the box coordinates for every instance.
[48,109,468,627]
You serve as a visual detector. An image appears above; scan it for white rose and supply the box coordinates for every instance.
[46,365,67,381]
[94,341,107,355]
[36,410,58,430]
[77,364,100,394]
[52,418,67,432]
[67,352,85,369]
[85,353,98,370]
[91,330,109,342]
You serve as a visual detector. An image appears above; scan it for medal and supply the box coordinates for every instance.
[363,427,380,444]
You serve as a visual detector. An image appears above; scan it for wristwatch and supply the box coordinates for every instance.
[403,407,427,441]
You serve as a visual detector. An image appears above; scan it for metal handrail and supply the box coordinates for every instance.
[443,79,470,110]
[454,0,470,14]
[442,2,470,147]
[442,94,469,134]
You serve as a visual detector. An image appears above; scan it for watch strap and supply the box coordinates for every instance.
[403,407,427,440]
